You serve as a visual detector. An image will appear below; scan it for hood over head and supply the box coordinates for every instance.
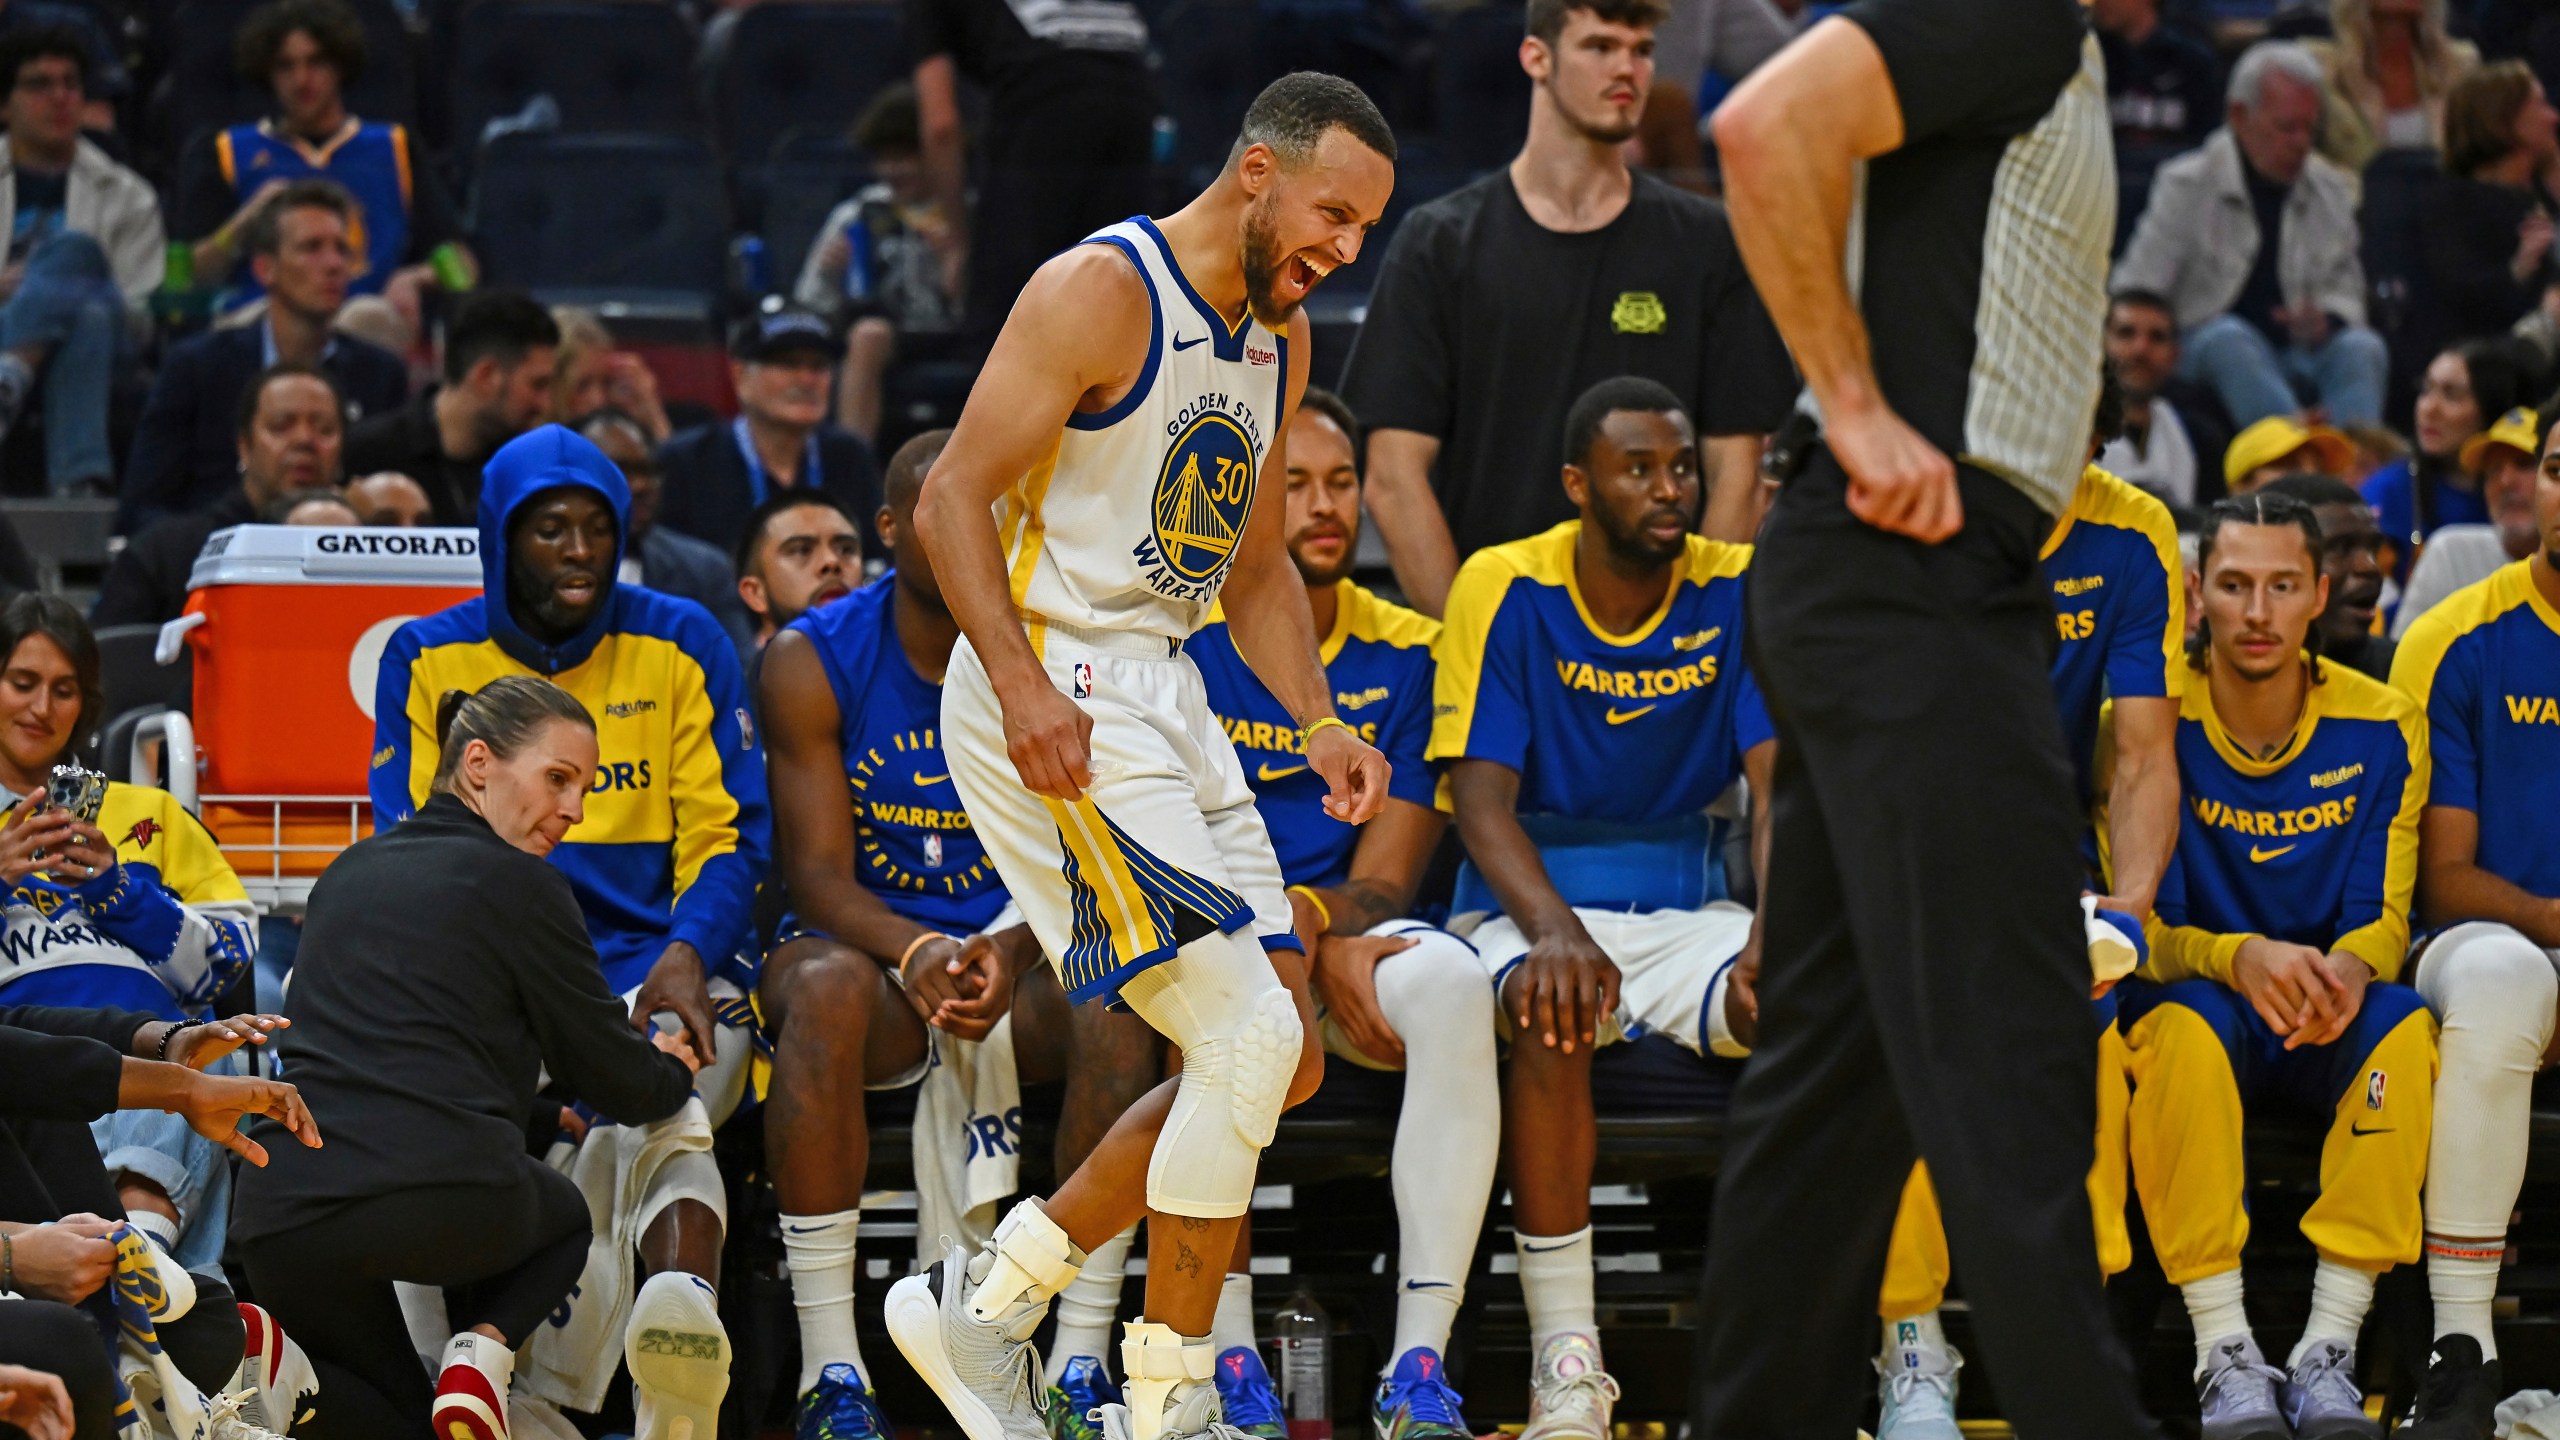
[479,423,631,674]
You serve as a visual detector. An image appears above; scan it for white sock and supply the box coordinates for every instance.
[125,1209,179,1252]
[780,1209,864,1393]
[2429,1236,2503,1361]
[2181,1268,2251,1373]
[1515,1227,1597,1353]
[1211,1272,1256,1355]
[1049,1224,1135,1386]
[1880,1310,1948,1360]
[2289,1260,2377,1367]
[1377,933,1497,1365]
[442,1331,516,1397]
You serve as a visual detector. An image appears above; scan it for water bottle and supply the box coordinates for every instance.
[1272,1285,1331,1440]
[1153,114,1179,167]
[731,235,771,299]
[842,217,875,304]
[153,240,205,336]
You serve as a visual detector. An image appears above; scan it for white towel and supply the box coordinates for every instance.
[911,1014,1025,1260]
[2499,1389,2560,1439]
[518,1096,721,1413]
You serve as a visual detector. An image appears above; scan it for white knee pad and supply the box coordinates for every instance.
[1122,932,1302,1218]
[2419,922,2560,1051]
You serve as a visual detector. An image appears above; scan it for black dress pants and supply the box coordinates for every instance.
[0,1299,120,1440]
[1693,457,2155,1440]
[966,68,1159,338]
[237,1161,589,1440]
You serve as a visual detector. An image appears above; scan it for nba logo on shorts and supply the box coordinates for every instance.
[1073,663,1094,699]
[924,833,944,869]
[2367,1070,2387,1111]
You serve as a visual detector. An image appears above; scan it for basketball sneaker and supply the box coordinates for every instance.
[1210,1347,1286,1440]
[2281,1340,2381,1439]
[2399,1334,2502,1439]
[431,1349,509,1440]
[1873,1338,1961,1440]
[2195,1335,2290,1440]
[1370,1347,1470,1440]
[886,1239,1052,1440]
[1519,1333,1617,1440]
[797,1362,891,1440]
[232,1303,318,1434]
[1093,1379,1259,1440]
[628,1271,730,1440]
[1047,1355,1123,1440]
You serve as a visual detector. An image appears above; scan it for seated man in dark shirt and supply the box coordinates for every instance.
[94,364,345,627]
[656,306,879,557]
[343,290,556,524]
[118,179,406,532]
[2093,0,2220,164]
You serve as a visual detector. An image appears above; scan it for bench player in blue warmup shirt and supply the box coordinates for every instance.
[1435,377,1771,1440]
[1187,391,1488,1440]
[2387,402,2560,1439]
[2111,494,2436,1440]
[1868,386,2190,1438]
[760,431,1123,1440]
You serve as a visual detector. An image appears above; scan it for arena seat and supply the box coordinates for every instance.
[1154,1,1285,185]
[711,2,907,173]
[447,0,701,154]
[471,130,729,312]
[739,133,873,292]
[152,0,415,153]
[1432,4,1528,171]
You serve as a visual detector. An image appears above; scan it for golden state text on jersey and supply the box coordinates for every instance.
[997,217,1287,643]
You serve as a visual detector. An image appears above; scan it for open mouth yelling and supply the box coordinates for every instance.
[1282,252,1334,302]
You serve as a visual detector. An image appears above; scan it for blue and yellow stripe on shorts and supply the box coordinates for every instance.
[1046,794,1250,1004]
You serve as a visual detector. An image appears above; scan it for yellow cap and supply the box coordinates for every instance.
[2459,407,2540,473]
[2224,416,2355,485]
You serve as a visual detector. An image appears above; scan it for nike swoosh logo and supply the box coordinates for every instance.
[1520,1240,1580,1253]
[1173,334,1208,351]
[1403,1280,1452,1290]
[2249,843,2297,863]
[914,771,951,787]
[1256,763,1308,782]
[1604,705,1657,725]
[2351,1123,2395,1136]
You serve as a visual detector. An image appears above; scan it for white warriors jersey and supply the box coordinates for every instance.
[995,216,1290,644]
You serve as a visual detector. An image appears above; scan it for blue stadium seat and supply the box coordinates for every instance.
[153,0,415,152]
[713,2,907,171]
[1155,2,1281,185]
[471,131,729,310]
[1433,4,1526,170]
[448,0,701,151]
[748,135,875,295]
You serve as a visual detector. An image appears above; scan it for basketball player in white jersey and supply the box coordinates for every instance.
[884,73,1399,1440]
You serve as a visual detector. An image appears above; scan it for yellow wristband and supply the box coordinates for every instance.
[898,931,955,976]
[1301,715,1353,746]
[1286,884,1332,935]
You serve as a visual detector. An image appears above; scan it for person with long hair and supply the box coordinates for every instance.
[2362,340,2534,586]
[233,677,700,1440]
[2305,0,2478,171]
[2425,62,2560,346]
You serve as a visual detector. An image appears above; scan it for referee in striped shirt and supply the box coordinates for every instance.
[1696,1,2158,1436]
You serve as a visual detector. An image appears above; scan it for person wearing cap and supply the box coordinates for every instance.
[656,306,881,559]
[2223,413,2354,494]
[2394,405,2547,635]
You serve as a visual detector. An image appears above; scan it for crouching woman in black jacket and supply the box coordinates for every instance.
[233,676,700,1440]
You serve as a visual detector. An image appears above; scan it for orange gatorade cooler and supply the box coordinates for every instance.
[169,525,479,883]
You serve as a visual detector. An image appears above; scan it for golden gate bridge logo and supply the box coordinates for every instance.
[1152,410,1258,584]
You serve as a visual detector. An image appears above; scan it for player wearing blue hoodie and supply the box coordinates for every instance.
[370,424,772,1440]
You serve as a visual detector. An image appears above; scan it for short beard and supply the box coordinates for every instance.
[1240,195,1297,330]
[1288,536,1357,589]
[1593,503,1693,568]
[1549,79,1639,145]
[509,558,606,643]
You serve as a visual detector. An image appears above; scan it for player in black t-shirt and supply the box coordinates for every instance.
[904,0,1156,339]
[1697,2,2158,1438]
[1334,0,1794,616]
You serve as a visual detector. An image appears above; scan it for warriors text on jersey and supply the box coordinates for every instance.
[996,216,1288,644]
[1192,581,1439,890]
[789,575,1008,934]
[2391,561,2560,901]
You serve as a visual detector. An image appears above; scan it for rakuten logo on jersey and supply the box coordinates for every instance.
[1245,345,1277,367]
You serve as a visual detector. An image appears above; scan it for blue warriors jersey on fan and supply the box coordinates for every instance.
[1431,522,1771,913]
[2140,662,2428,985]
[216,120,415,304]
[1191,581,1439,890]
[371,428,771,995]
[2044,466,2184,798]
[2392,561,2560,903]
[0,783,255,1020]
[789,575,1009,935]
